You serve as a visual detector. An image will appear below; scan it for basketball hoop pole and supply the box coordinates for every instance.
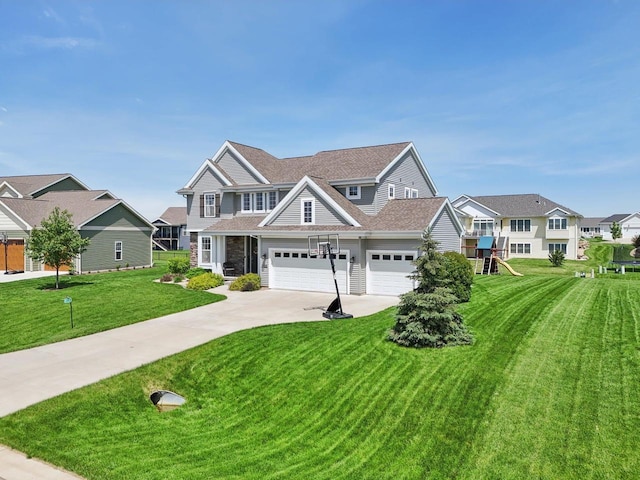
[327,245,343,315]
[322,241,353,320]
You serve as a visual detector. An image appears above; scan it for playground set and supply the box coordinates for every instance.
[472,236,523,276]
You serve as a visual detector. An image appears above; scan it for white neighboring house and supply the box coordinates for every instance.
[178,140,464,296]
[579,217,604,238]
[599,213,640,241]
[452,193,582,260]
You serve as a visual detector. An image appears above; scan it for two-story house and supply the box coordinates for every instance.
[0,174,154,273]
[452,193,582,260]
[152,207,189,251]
[178,141,463,296]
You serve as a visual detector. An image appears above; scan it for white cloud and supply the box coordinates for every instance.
[22,35,99,50]
[42,6,65,24]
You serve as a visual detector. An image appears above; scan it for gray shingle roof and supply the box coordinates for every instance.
[600,213,631,223]
[227,141,412,184]
[1,191,120,227]
[468,193,581,217]
[203,197,449,234]
[155,207,187,226]
[0,174,76,197]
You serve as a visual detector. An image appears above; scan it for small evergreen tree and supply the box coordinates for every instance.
[549,248,565,267]
[388,229,473,348]
[27,207,90,289]
[611,221,622,241]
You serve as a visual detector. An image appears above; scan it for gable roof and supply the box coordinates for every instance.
[461,193,581,217]
[259,176,365,228]
[154,207,187,226]
[183,141,434,190]
[600,213,632,224]
[0,174,88,198]
[0,190,153,229]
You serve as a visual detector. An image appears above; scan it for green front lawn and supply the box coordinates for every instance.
[0,267,224,354]
[1,274,638,479]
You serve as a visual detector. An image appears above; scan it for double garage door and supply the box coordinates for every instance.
[269,248,418,296]
[366,250,416,296]
[269,249,349,294]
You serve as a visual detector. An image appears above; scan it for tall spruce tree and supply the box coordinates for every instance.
[388,229,473,348]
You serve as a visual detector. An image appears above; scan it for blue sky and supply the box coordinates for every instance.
[1,0,639,220]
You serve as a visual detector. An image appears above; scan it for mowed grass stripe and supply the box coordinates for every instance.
[468,279,640,479]
[1,276,639,479]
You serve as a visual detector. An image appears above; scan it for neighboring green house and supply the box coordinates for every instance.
[178,141,464,296]
[0,174,154,273]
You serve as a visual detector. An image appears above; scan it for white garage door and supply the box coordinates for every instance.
[270,249,349,294]
[367,251,416,296]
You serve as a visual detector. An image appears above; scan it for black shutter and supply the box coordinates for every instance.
[215,193,221,217]
[199,194,204,217]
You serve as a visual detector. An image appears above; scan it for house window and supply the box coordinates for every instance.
[204,193,216,217]
[201,237,212,263]
[242,193,252,212]
[548,218,567,229]
[549,243,567,254]
[301,199,315,224]
[268,191,278,210]
[510,219,531,232]
[411,188,418,198]
[510,243,531,254]
[346,186,361,199]
[254,192,265,212]
[388,184,395,199]
[114,241,123,261]
[473,219,494,236]
[404,187,411,199]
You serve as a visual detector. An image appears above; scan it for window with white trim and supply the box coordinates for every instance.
[411,188,418,198]
[549,243,567,254]
[301,198,315,224]
[346,186,361,199]
[404,187,411,199]
[388,184,395,199]
[254,192,265,212]
[115,241,123,261]
[548,218,567,229]
[510,219,531,232]
[510,243,531,254]
[204,193,216,217]
[242,193,252,212]
[241,191,277,213]
[201,237,212,263]
[268,191,278,210]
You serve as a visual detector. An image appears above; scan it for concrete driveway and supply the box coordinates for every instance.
[0,286,398,479]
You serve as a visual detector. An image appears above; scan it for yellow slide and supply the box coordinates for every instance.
[493,256,523,276]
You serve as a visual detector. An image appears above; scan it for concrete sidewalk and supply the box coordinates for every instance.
[0,286,398,479]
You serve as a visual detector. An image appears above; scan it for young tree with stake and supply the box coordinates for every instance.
[27,207,90,289]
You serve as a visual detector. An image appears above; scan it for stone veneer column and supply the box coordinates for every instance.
[190,233,198,267]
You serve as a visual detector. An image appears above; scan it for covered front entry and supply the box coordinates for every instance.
[225,236,258,276]
[366,250,416,296]
[0,239,25,272]
[269,248,349,294]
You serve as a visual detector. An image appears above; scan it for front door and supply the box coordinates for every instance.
[246,236,258,274]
